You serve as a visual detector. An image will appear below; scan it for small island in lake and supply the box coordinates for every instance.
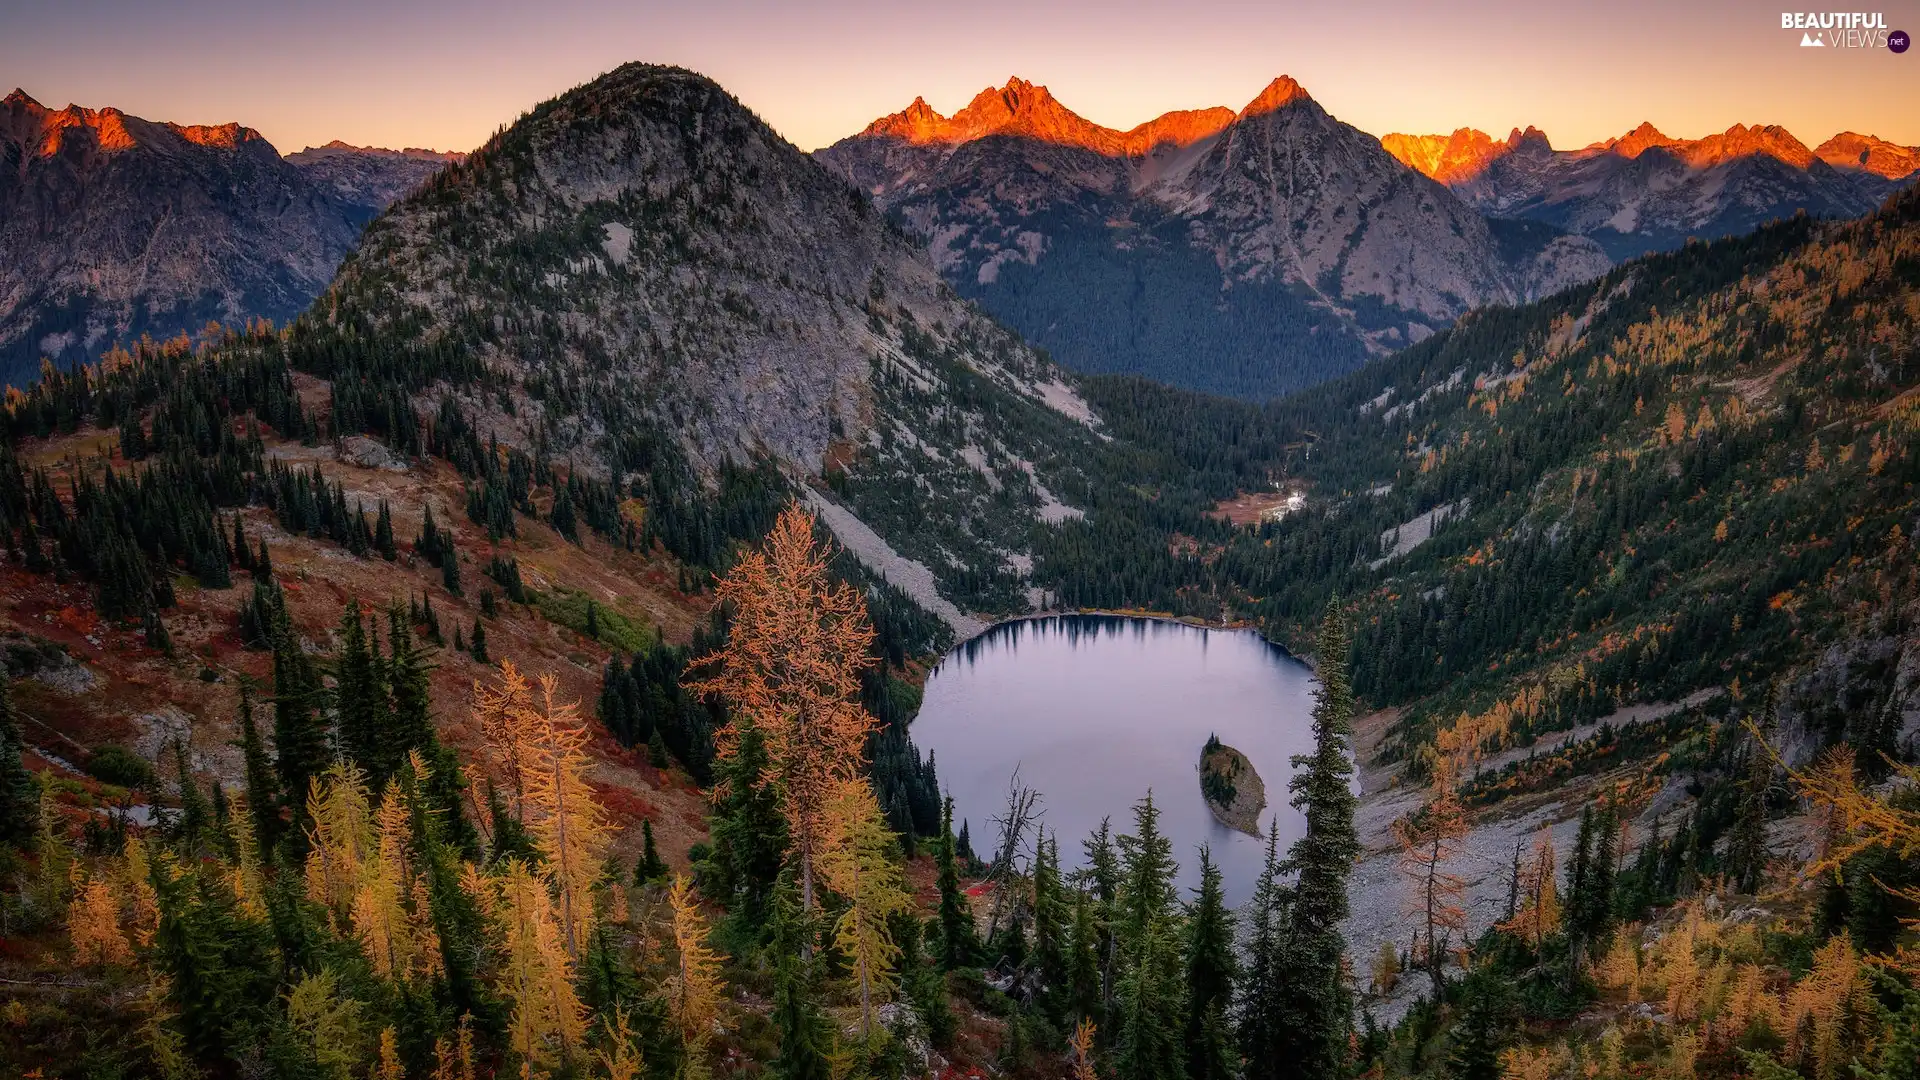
[1199,732,1266,836]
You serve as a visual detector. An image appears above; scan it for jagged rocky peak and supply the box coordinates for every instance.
[1122,106,1237,153]
[859,76,1119,152]
[852,77,1235,158]
[1684,122,1815,168]
[2,90,275,159]
[1606,120,1678,157]
[1507,125,1553,152]
[1380,128,1509,184]
[1381,126,1560,184]
[1815,132,1920,180]
[1237,74,1313,117]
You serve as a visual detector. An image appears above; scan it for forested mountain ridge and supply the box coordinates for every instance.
[1039,184,1920,792]
[0,90,459,390]
[298,62,1108,618]
[1383,120,1916,261]
[817,77,1611,400]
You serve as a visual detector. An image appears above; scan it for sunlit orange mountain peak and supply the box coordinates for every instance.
[2,89,272,159]
[1593,121,1675,157]
[1238,75,1312,118]
[1381,128,1505,185]
[857,76,1243,157]
[1682,123,1815,169]
[1815,132,1920,180]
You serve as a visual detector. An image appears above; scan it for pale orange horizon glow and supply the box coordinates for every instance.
[5,1,1917,157]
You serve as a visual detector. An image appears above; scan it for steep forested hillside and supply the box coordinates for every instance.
[1031,187,1920,776]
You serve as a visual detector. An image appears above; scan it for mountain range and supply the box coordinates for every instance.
[1380,121,1915,260]
[0,90,460,386]
[821,77,1917,397]
[7,77,1912,403]
[817,77,1609,399]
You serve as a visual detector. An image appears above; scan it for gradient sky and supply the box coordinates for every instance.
[4,0,1916,155]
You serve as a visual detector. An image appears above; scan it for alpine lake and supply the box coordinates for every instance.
[911,615,1322,904]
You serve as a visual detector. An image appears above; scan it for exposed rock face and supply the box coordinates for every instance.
[817,77,1609,399]
[1173,80,1521,326]
[0,90,458,388]
[1815,132,1920,181]
[0,90,358,384]
[308,64,1104,616]
[1378,127,1516,187]
[1384,120,1912,261]
[286,141,464,216]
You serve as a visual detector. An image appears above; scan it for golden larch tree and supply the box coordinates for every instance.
[519,670,611,959]
[226,801,267,918]
[67,867,132,966]
[475,660,543,821]
[121,836,161,947]
[1780,742,1920,978]
[661,874,724,1080]
[817,778,911,1037]
[1070,1019,1099,1080]
[689,504,878,913]
[1499,829,1561,948]
[286,967,368,1080]
[594,1008,646,1080]
[305,763,375,921]
[375,1028,406,1080]
[1394,760,1468,996]
[352,783,440,980]
[496,857,587,1074]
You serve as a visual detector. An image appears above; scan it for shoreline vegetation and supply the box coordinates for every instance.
[1200,732,1267,835]
[967,607,1318,669]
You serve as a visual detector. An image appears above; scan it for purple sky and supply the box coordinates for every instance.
[6,0,1917,154]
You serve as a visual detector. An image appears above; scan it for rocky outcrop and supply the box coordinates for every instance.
[0,90,459,388]
[1199,736,1265,835]
[1379,127,1519,186]
[1385,120,1912,261]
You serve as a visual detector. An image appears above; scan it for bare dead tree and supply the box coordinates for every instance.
[984,766,1043,945]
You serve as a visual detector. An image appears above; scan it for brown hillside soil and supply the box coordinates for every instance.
[1208,490,1295,526]
[6,422,716,867]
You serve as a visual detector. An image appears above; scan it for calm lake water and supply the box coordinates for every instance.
[912,615,1320,905]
